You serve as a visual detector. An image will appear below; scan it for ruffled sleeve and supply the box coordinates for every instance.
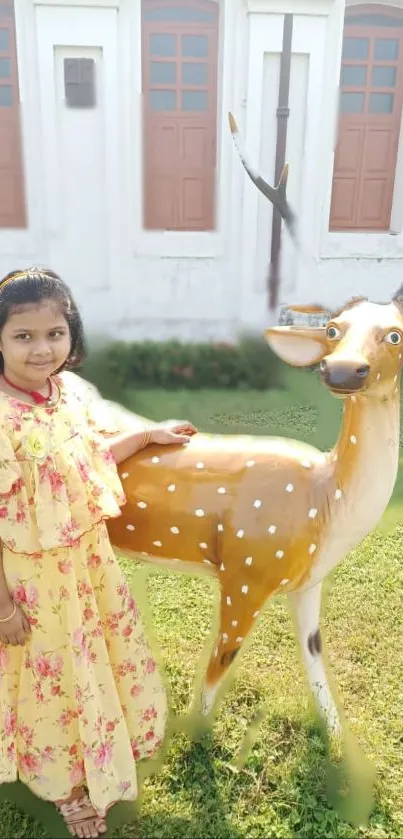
[0,427,27,502]
[0,377,129,555]
[0,426,32,552]
[64,372,153,438]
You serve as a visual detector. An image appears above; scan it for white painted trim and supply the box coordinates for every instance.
[239,10,331,322]
[127,0,237,259]
[246,0,333,14]
[33,3,123,322]
[34,0,120,6]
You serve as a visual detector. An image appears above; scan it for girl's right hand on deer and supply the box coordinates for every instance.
[0,600,31,646]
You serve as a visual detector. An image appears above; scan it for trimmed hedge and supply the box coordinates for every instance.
[80,335,285,396]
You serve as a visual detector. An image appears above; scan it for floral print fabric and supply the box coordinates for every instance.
[0,371,126,553]
[0,374,168,814]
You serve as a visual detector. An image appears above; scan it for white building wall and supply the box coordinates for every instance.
[4,0,403,343]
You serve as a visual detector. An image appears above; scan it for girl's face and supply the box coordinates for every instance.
[0,299,71,388]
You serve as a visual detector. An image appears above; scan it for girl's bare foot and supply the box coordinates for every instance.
[55,789,107,838]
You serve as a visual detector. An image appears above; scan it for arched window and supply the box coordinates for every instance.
[141,0,219,231]
[0,0,25,228]
[330,5,403,231]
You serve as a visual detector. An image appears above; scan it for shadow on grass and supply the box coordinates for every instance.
[0,734,244,839]
[0,709,395,839]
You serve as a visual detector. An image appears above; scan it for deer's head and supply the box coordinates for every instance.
[266,294,403,398]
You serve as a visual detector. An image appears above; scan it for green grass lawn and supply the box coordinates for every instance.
[1,370,402,838]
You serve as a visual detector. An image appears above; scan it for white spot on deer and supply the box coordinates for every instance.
[196,462,205,470]
[280,579,290,586]
[309,543,317,555]
[199,542,208,549]
[121,472,129,479]
[244,556,253,566]
[241,584,249,595]
[286,483,294,493]
[217,523,224,532]
[203,559,212,566]
[308,508,317,519]
[253,610,260,618]
[350,435,357,445]
[170,526,180,535]
[167,484,176,492]
[222,633,228,643]
[137,501,147,509]
[276,550,284,559]
[236,636,244,644]
[334,489,342,500]
[377,372,381,381]
[246,459,255,467]
[153,540,162,547]
[301,460,312,469]
[151,456,160,464]
[237,529,244,538]
[226,596,232,606]
[231,620,238,627]
[126,524,135,531]
[218,487,226,494]
[195,509,205,517]
[268,525,276,535]
[220,562,225,572]
[253,499,262,508]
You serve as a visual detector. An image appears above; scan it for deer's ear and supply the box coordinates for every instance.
[265,326,328,367]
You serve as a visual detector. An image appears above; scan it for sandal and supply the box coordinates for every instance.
[56,792,107,838]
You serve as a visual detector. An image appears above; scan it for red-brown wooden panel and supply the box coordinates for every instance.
[330,179,358,227]
[360,177,389,223]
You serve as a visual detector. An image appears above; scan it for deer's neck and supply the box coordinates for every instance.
[304,387,400,588]
[330,388,400,511]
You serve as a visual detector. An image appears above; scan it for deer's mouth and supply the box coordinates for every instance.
[327,385,365,398]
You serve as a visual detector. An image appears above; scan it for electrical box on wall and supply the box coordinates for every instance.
[64,58,96,108]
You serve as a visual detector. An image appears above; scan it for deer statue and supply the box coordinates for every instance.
[85,116,403,737]
[103,295,402,735]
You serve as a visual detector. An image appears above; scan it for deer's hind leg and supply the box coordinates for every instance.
[200,571,273,716]
[289,582,341,734]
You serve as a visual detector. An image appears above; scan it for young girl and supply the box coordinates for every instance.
[0,268,197,838]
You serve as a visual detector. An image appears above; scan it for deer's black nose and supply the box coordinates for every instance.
[320,359,370,391]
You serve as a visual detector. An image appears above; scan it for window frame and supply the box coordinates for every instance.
[141,0,219,233]
[321,3,403,257]
[130,0,235,258]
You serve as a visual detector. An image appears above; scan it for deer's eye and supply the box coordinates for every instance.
[385,330,402,345]
[326,325,341,341]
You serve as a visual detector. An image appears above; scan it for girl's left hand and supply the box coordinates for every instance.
[151,420,198,446]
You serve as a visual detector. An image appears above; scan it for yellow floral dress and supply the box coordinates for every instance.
[0,371,168,816]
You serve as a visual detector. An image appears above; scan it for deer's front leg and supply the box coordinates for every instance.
[288,582,341,735]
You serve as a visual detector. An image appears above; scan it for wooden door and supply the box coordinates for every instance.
[0,0,25,228]
[330,16,403,230]
[142,0,218,231]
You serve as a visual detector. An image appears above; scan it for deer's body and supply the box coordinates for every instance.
[110,392,399,591]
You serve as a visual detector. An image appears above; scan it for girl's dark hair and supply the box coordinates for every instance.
[0,267,86,373]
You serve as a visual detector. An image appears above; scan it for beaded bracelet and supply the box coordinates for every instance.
[0,601,16,623]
